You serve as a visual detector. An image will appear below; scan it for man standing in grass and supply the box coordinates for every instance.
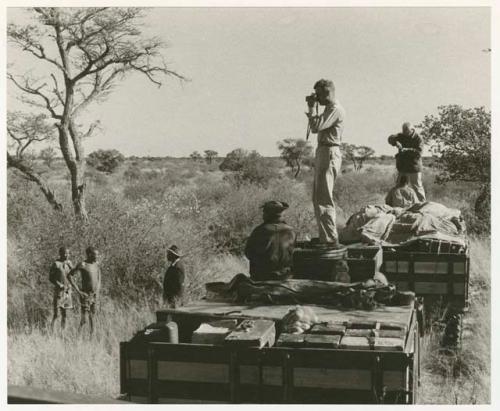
[163,245,185,309]
[68,246,101,335]
[388,122,426,201]
[305,79,346,246]
[49,246,74,332]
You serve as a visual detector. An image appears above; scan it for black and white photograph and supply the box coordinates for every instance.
[2,0,495,406]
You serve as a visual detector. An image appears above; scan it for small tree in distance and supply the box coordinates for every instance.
[189,151,202,161]
[341,143,375,171]
[40,147,57,168]
[87,149,125,173]
[204,150,218,164]
[277,138,313,178]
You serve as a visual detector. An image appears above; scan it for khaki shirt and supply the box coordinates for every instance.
[307,100,345,146]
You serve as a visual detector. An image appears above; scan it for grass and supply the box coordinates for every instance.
[6,159,490,403]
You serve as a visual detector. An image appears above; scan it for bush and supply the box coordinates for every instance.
[87,149,125,173]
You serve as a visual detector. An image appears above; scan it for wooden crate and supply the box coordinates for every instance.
[381,248,469,310]
[346,245,383,282]
[120,308,419,404]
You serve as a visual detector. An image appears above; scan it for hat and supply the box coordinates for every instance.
[261,201,289,214]
[167,245,182,257]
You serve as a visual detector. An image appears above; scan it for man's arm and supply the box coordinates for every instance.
[67,263,85,296]
[306,105,343,134]
[49,263,64,288]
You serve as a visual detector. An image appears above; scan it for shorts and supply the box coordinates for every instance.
[53,287,73,310]
[80,292,97,313]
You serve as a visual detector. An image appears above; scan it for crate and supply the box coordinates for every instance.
[120,322,418,404]
[381,247,469,310]
[121,305,419,404]
[346,245,383,282]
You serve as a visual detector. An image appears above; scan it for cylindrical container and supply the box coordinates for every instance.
[292,241,348,281]
[162,321,179,344]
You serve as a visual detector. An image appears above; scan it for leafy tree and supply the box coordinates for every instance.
[86,149,125,173]
[417,105,490,216]
[40,146,57,168]
[277,138,313,178]
[189,151,202,161]
[204,150,218,164]
[220,148,277,187]
[7,111,63,211]
[8,7,184,221]
[341,143,375,171]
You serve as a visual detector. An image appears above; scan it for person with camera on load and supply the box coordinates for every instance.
[305,79,346,247]
[387,122,426,202]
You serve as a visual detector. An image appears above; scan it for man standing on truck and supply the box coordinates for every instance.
[388,122,426,201]
[163,245,185,308]
[49,246,74,332]
[305,79,345,246]
[245,201,296,281]
[68,246,101,336]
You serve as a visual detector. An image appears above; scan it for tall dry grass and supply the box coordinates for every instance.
[7,159,490,402]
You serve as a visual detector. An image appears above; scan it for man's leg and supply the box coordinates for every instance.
[50,293,59,332]
[407,172,426,202]
[314,146,342,243]
[79,308,87,332]
[60,308,66,330]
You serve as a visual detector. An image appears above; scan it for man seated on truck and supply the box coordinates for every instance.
[385,175,420,208]
[245,201,296,281]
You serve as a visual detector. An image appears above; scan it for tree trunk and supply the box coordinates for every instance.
[57,123,88,222]
[7,153,63,212]
[294,159,301,178]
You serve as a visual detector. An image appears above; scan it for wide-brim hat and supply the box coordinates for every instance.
[261,201,289,214]
[167,245,182,257]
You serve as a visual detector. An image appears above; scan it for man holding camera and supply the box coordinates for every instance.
[305,79,346,246]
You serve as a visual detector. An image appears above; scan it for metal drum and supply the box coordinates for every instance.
[292,240,348,281]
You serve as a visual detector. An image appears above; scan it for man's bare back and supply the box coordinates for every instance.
[74,261,101,294]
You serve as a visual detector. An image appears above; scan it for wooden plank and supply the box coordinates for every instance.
[309,323,346,336]
[339,336,371,350]
[373,337,405,351]
[191,321,237,345]
[129,359,147,379]
[414,261,448,274]
[305,334,341,348]
[414,282,447,294]
[383,371,407,390]
[453,262,466,274]
[157,361,229,383]
[239,365,283,386]
[276,333,306,347]
[293,368,371,390]
[344,329,373,337]
[225,320,276,348]
[8,385,129,404]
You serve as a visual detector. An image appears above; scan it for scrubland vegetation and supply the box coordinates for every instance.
[7,157,490,403]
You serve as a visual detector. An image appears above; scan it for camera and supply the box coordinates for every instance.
[305,93,317,105]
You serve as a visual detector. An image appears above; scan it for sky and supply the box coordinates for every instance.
[7,7,491,157]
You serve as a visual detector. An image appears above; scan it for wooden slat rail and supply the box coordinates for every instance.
[8,385,129,404]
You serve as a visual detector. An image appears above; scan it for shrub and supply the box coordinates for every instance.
[87,149,125,173]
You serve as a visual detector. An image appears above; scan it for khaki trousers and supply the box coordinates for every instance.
[313,145,342,243]
[397,172,426,202]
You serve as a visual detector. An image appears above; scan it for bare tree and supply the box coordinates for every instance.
[8,7,184,221]
[7,111,63,211]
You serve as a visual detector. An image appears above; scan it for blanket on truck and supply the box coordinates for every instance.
[339,201,466,248]
[205,273,414,310]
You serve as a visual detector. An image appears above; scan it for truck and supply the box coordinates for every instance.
[120,242,425,404]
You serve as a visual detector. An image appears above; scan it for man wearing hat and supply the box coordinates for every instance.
[244,201,296,281]
[163,245,185,308]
